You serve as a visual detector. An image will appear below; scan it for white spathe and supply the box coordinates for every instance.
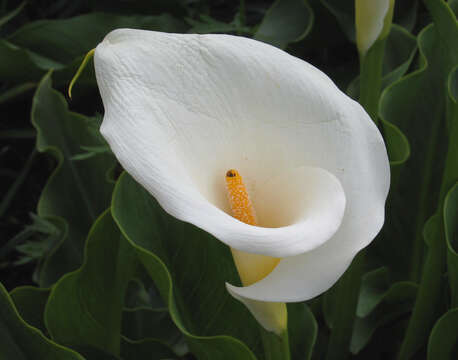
[355,0,393,55]
[94,30,390,306]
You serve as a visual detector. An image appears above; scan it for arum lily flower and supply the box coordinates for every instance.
[94,29,390,333]
[355,0,395,55]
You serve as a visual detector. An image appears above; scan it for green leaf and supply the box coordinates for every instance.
[187,14,251,35]
[379,0,458,281]
[319,0,354,41]
[0,12,186,85]
[356,267,390,317]
[396,2,458,357]
[8,12,187,65]
[381,120,410,171]
[347,25,417,100]
[427,308,458,359]
[441,64,458,202]
[394,0,419,32]
[351,298,415,355]
[0,40,50,82]
[9,286,50,334]
[324,251,365,360]
[45,210,137,356]
[0,83,36,104]
[120,337,177,360]
[350,268,417,354]
[90,0,186,16]
[346,24,415,174]
[0,149,36,218]
[122,307,182,346]
[287,303,317,360]
[111,173,260,360]
[398,214,447,359]
[69,346,120,360]
[124,277,164,309]
[31,72,116,286]
[444,183,458,307]
[0,1,26,28]
[0,282,84,360]
[254,0,314,49]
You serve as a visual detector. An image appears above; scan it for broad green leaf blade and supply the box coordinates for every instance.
[68,346,120,360]
[356,267,390,318]
[8,13,187,65]
[350,268,417,354]
[427,308,458,360]
[398,214,447,359]
[124,277,164,309]
[381,120,410,171]
[120,337,177,360]
[319,0,354,41]
[254,0,314,49]
[0,149,36,218]
[45,210,137,356]
[382,25,417,86]
[9,286,50,334]
[0,282,84,360]
[31,72,116,286]
[0,40,49,82]
[395,0,419,32]
[288,303,317,360]
[441,65,458,201]
[187,14,250,34]
[0,13,187,85]
[351,296,415,355]
[396,2,458,358]
[379,0,458,281]
[122,307,182,346]
[112,173,260,360]
[444,183,458,307]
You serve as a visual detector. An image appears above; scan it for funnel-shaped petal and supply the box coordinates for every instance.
[94,29,389,305]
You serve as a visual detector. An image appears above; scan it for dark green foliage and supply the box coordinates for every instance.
[1,0,457,359]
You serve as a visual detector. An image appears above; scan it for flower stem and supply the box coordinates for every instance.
[358,38,387,124]
[325,250,365,360]
[260,325,291,360]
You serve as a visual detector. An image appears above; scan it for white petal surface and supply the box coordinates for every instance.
[355,0,390,54]
[95,29,390,300]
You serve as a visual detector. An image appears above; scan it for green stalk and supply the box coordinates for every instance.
[260,326,291,360]
[358,38,387,124]
[325,251,365,360]
[324,27,388,359]
[397,217,446,360]
[409,105,442,281]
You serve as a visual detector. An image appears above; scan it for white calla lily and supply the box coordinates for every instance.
[355,0,395,55]
[94,29,389,332]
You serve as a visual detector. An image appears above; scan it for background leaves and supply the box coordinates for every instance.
[31,72,116,286]
[0,282,84,360]
[1,0,457,359]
